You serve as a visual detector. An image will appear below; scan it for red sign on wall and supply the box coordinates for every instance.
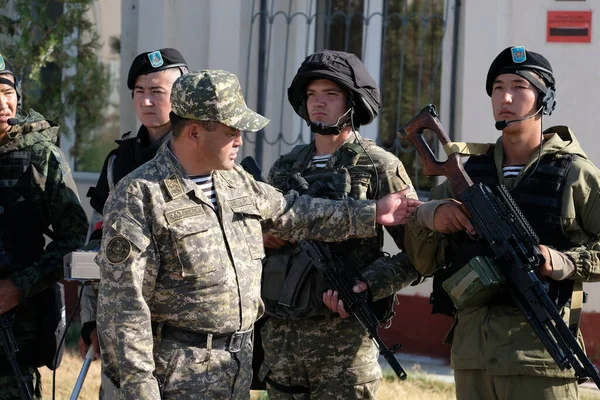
[547,11,592,43]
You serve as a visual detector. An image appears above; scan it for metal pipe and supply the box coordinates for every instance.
[69,347,94,400]
[255,0,268,168]
[449,0,461,140]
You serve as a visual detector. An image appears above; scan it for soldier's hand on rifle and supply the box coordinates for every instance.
[537,245,553,278]
[0,279,20,315]
[78,327,101,360]
[376,187,423,226]
[322,281,368,319]
[263,233,289,249]
[433,200,476,234]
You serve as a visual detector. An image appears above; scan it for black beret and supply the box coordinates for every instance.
[0,53,17,83]
[485,46,555,96]
[0,52,20,104]
[127,48,188,90]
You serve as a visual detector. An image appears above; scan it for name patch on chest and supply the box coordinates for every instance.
[229,196,253,211]
[165,206,205,224]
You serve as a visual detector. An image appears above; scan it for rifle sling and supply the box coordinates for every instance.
[569,281,584,336]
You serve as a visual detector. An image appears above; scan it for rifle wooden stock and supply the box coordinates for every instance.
[397,104,473,196]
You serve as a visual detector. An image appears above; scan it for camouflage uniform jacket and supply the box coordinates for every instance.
[267,132,420,301]
[80,126,171,327]
[405,126,600,377]
[96,141,378,398]
[0,111,87,298]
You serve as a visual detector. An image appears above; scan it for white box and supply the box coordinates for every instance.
[63,251,100,281]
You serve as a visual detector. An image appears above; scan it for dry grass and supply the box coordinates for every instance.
[40,351,101,400]
[42,352,600,400]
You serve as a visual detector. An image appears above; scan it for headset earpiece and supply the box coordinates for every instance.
[538,87,556,116]
[346,92,355,111]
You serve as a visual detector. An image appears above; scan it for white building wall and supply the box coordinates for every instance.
[441,0,599,160]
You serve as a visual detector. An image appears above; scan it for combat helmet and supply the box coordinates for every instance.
[288,50,381,133]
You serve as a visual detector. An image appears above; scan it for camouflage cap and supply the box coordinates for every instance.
[170,69,269,132]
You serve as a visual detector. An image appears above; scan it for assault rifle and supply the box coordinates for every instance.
[397,104,600,389]
[240,156,408,381]
[0,239,33,400]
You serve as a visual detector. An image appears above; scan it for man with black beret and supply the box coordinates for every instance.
[403,46,600,399]
[78,47,188,399]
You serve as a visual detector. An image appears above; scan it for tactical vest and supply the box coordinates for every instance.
[88,127,170,214]
[262,140,393,321]
[0,146,45,272]
[0,139,68,370]
[430,150,575,316]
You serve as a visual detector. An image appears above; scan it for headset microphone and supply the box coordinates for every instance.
[494,106,544,131]
[7,118,19,126]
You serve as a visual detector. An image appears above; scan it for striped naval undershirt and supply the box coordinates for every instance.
[311,154,332,169]
[191,174,217,208]
[502,165,524,178]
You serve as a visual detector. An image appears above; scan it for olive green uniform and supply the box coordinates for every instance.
[405,127,600,400]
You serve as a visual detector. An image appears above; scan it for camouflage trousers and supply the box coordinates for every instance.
[153,333,253,400]
[0,361,41,400]
[454,369,579,400]
[260,315,381,400]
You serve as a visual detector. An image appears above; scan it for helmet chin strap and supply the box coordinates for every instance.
[309,108,353,135]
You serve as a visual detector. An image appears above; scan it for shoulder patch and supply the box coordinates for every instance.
[105,236,132,264]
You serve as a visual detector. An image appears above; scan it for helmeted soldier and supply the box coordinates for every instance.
[258,50,422,399]
[0,52,87,399]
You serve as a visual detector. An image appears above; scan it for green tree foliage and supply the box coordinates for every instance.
[0,0,111,169]
[378,0,445,190]
[319,0,445,191]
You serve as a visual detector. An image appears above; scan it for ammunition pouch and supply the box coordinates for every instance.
[441,256,506,311]
[34,282,66,370]
[303,169,351,200]
[261,243,333,319]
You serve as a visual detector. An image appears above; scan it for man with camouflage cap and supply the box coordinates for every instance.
[95,68,420,399]
[77,48,188,399]
[0,52,87,399]
[259,50,422,399]
[78,47,187,349]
